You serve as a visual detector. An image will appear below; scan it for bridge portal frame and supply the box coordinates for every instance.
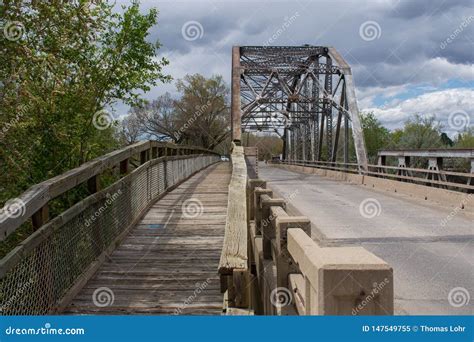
[230,45,368,171]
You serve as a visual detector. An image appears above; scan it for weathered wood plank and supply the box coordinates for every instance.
[64,162,231,315]
[218,144,248,275]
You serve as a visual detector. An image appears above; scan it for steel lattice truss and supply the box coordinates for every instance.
[230,46,368,169]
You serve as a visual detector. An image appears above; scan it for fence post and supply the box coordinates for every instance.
[253,187,272,234]
[247,179,266,222]
[260,196,286,259]
[119,158,129,175]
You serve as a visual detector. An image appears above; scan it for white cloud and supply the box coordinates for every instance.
[363,88,474,136]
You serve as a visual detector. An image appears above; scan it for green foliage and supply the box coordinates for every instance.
[0,1,169,203]
[0,1,169,256]
[453,128,474,148]
[396,114,443,149]
[174,74,229,148]
[360,112,391,162]
[243,133,283,160]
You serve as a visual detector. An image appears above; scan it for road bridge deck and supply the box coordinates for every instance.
[259,164,473,315]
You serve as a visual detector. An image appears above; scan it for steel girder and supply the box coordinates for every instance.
[230,46,368,171]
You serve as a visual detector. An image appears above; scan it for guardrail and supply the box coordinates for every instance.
[279,159,474,192]
[247,179,394,315]
[0,141,220,241]
[0,141,220,315]
[218,143,250,310]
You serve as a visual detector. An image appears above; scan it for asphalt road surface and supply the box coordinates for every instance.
[259,164,473,315]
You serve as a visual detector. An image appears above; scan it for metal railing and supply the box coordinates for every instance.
[278,159,474,192]
[0,141,220,315]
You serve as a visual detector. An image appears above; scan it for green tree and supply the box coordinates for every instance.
[174,74,230,149]
[453,128,474,148]
[360,112,391,162]
[0,1,170,202]
[396,114,443,149]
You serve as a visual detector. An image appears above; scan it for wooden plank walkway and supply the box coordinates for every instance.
[65,162,231,315]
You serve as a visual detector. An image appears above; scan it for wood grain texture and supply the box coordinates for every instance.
[218,145,248,274]
[64,162,231,315]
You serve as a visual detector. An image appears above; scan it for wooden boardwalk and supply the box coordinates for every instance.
[65,162,231,315]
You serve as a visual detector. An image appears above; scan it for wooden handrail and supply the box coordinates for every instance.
[0,141,219,241]
[218,143,249,308]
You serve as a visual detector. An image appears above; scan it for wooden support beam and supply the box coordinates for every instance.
[31,205,49,230]
[140,149,149,164]
[253,187,272,234]
[233,268,250,308]
[119,158,129,175]
[151,146,158,159]
[247,179,266,221]
[87,175,100,194]
[261,197,286,259]
[231,46,242,142]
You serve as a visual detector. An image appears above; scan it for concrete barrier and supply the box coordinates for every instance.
[248,178,394,316]
[276,163,473,216]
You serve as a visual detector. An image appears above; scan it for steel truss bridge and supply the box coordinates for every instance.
[231,46,367,169]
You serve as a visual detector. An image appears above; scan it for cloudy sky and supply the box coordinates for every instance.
[115,0,473,136]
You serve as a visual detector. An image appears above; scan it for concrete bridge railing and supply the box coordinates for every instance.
[247,179,394,315]
[280,147,474,192]
[0,141,220,315]
[218,145,394,315]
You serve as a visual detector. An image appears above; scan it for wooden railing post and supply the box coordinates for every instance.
[253,187,272,234]
[87,175,100,194]
[32,205,49,230]
[151,146,158,159]
[119,158,129,175]
[247,179,266,222]
[260,196,286,259]
[140,149,150,164]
